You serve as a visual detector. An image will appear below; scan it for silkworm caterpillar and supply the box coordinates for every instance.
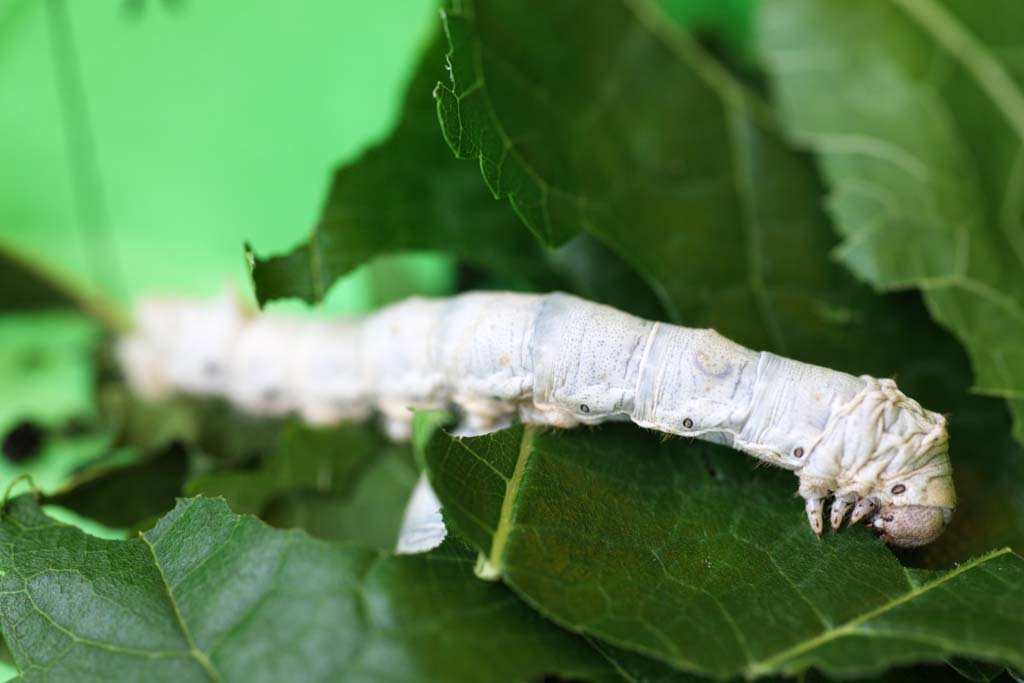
[118,290,955,547]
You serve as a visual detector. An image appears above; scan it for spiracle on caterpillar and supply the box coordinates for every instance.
[117,289,955,548]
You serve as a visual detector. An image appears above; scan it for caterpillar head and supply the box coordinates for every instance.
[805,377,955,547]
[861,381,954,547]
[871,503,953,548]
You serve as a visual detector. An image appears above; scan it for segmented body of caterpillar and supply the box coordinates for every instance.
[118,290,955,547]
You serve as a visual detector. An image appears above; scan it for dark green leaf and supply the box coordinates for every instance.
[434,0,964,419]
[0,495,619,683]
[946,657,1006,683]
[436,0,831,343]
[260,445,418,549]
[0,249,74,312]
[757,0,1024,444]
[186,423,386,515]
[810,663,1004,683]
[42,441,188,529]
[101,388,286,467]
[189,422,419,548]
[0,248,124,331]
[593,640,715,683]
[655,0,755,58]
[249,34,562,306]
[422,419,1024,679]
[430,0,1024,572]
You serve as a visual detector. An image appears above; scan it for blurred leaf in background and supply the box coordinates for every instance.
[758,0,1024,446]
[187,422,420,549]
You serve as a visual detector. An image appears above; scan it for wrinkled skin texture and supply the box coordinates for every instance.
[118,291,956,547]
[796,378,954,547]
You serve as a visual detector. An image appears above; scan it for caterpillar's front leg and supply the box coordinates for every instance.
[803,494,826,536]
[803,490,875,536]
[849,496,880,525]
[829,492,858,531]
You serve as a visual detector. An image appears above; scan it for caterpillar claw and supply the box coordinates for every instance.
[850,496,880,525]
[805,496,825,537]
[830,493,857,531]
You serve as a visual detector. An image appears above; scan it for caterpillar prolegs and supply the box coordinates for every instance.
[118,290,956,547]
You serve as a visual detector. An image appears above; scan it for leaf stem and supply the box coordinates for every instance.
[2,474,40,512]
[488,425,536,573]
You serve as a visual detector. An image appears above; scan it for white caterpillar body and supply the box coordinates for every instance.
[119,290,955,547]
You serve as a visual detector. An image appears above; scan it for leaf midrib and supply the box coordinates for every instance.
[744,546,1014,676]
[140,532,223,683]
[489,425,536,571]
[892,0,1024,143]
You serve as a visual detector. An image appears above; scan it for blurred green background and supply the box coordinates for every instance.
[0,0,445,310]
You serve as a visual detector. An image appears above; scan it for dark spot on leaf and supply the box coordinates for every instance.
[579,404,590,413]
[891,484,906,495]
[794,447,804,458]
[683,417,693,429]
[2,421,47,463]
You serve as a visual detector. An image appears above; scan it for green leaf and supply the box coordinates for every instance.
[436,0,782,329]
[421,420,1024,679]
[249,34,561,307]
[248,24,672,319]
[0,495,619,683]
[260,447,418,549]
[593,640,718,683]
[757,0,1024,444]
[429,0,1024,570]
[186,423,387,515]
[101,391,285,468]
[189,422,419,548]
[42,442,188,530]
[655,0,756,57]
[946,657,1006,683]
[434,0,924,378]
